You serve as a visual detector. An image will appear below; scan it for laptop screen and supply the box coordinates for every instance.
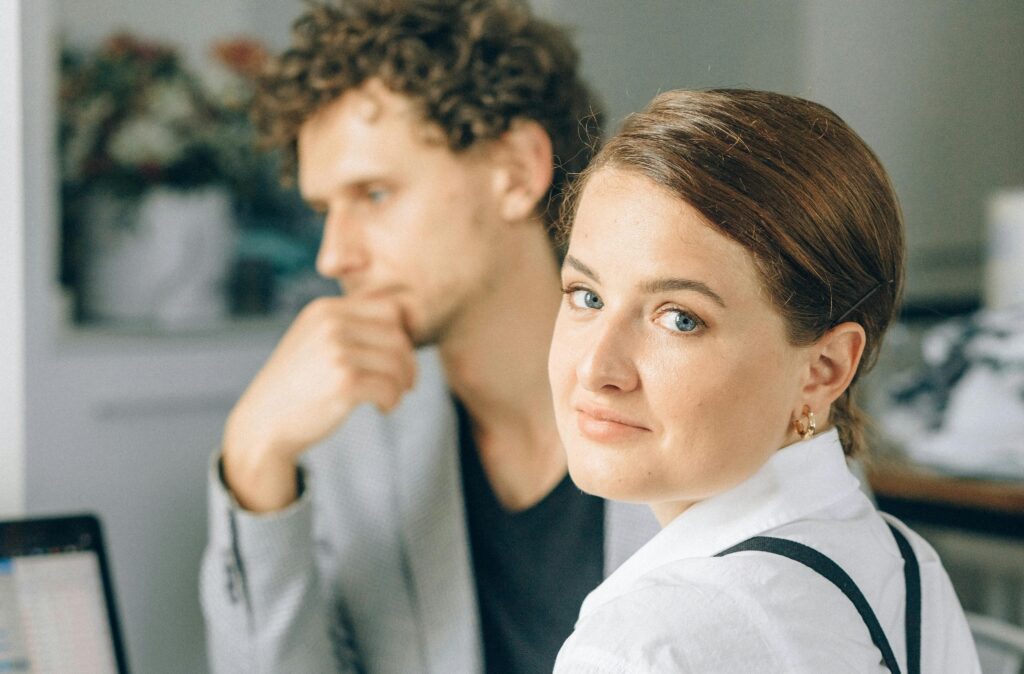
[0,516,127,674]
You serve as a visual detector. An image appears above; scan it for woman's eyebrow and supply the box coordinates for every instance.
[564,255,601,283]
[641,278,727,308]
[565,255,726,308]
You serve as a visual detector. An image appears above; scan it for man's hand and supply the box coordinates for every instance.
[222,295,417,512]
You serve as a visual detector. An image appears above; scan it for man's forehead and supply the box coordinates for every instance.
[349,85,383,122]
[344,78,409,122]
[302,79,434,137]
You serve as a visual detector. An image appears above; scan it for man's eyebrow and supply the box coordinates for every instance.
[302,173,393,210]
[641,278,727,308]
[564,255,601,283]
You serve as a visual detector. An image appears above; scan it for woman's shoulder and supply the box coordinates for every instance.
[557,556,881,674]
[558,558,796,673]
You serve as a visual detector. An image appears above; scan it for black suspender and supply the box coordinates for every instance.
[889,524,921,674]
[715,522,921,674]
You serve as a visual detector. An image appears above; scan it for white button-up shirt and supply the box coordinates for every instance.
[555,430,981,673]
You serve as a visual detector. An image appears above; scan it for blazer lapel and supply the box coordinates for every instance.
[394,348,482,674]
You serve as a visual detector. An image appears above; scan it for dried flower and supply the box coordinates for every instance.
[212,38,268,79]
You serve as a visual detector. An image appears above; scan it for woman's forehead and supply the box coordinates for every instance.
[571,170,757,281]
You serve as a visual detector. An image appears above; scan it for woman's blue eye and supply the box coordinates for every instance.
[569,289,604,310]
[367,188,389,204]
[657,309,701,333]
[675,313,698,332]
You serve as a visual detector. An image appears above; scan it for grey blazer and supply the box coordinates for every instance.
[200,348,660,674]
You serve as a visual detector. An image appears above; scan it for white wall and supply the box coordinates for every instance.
[543,0,804,128]
[802,0,1024,302]
[58,0,299,68]
[1,0,26,519]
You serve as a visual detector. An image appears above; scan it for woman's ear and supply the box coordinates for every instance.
[491,120,554,223]
[800,321,867,413]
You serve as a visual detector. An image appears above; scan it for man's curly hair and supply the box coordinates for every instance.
[253,0,603,234]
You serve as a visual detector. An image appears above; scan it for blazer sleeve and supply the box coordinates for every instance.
[200,453,363,674]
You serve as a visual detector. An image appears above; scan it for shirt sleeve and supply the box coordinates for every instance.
[199,451,360,674]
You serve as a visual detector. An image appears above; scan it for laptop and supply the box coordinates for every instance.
[0,514,129,673]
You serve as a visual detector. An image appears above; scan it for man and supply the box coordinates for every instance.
[200,1,658,672]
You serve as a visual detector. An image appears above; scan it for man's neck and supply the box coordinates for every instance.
[438,224,567,511]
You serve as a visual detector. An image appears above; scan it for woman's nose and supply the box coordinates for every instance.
[576,318,640,394]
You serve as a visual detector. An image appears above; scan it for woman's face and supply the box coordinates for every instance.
[549,168,812,524]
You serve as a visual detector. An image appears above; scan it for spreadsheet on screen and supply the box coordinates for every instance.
[0,550,118,674]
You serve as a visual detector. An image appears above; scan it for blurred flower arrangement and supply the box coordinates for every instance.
[59,33,265,203]
[58,32,325,322]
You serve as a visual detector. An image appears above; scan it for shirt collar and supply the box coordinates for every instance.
[579,429,861,618]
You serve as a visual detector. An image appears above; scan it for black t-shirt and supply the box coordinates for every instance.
[456,400,605,674]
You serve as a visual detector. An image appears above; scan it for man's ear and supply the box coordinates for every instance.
[799,322,867,413]
[491,120,554,223]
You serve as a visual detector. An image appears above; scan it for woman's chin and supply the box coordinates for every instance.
[565,453,652,504]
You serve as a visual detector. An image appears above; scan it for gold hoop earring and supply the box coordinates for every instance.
[794,405,816,440]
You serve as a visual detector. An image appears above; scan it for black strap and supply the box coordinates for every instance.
[715,522,920,674]
[888,523,921,674]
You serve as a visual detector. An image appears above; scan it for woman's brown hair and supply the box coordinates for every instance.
[561,89,905,457]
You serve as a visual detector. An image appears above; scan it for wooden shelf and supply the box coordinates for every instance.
[868,462,1024,514]
[867,460,1024,540]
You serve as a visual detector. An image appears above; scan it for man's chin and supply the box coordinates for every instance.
[340,285,458,348]
[409,319,444,349]
[410,305,464,349]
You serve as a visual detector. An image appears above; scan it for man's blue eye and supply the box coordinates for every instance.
[570,289,604,310]
[368,189,389,204]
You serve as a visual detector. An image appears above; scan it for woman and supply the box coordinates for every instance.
[548,90,980,673]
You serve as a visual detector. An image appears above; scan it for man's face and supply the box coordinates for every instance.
[298,80,511,345]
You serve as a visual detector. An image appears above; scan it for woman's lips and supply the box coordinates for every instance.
[575,406,650,443]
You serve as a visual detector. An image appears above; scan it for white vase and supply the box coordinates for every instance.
[80,186,235,329]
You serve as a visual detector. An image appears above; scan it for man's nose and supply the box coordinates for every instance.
[316,208,370,280]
